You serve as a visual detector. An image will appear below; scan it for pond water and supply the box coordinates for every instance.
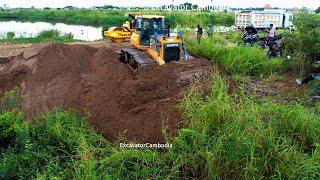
[0,21,103,41]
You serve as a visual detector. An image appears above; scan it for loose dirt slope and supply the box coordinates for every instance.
[0,43,212,143]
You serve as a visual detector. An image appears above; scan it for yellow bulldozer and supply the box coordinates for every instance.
[105,14,189,68]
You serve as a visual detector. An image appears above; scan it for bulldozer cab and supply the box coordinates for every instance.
[132,15,166,46]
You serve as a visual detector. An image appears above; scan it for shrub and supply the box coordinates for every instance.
[284,13,320,75]
[0,111,28,149]
[37,29,60,38]
[6,32,15,39]
[63,32,74,39]
[1,87,21,113]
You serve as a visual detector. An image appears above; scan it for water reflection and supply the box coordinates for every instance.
[0,21,103,41]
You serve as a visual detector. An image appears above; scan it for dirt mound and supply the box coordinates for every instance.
[0,43,212,143]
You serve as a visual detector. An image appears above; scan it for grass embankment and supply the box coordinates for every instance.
[0,10,234,29]
[1,14,319,179]
[1,73,320,179]
[186,33,293,78]
[0,29,77,43]
[0,37,76,43]
[1,34,319,179]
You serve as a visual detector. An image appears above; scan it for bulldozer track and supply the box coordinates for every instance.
[120,47,156,68]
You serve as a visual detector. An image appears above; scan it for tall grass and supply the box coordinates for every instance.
[164,11,234,28]
[0,10,234,29]
[0,10,126,28]
[186,35,289,77]
[1,73,320,179]
[179,73,320,179]
[0,109,112,179]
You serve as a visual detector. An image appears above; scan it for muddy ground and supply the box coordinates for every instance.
[0,41,213,143]
[0,41,305,143]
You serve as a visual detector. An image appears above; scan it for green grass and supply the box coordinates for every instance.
[0,109,112,179]
[1,73,320,179]
[0,86,20,112]
[0,12,318,179]
[0,37,77,43]
[37,29,60,38]
[6,31,15,39]
[0,10,126,29]
[225,31,242,43]
[0,29,77,43]
[179,73,320,179]
[0,10,234,30]
[186,34,290,77]
[163,11,234,28]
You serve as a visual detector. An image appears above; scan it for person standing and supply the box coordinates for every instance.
[267,24,276,39]
[207,24,214,38]
[196,24,203,44]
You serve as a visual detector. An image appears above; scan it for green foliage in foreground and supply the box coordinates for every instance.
[180,74,320,179]
[0,110,113,179]
[1,74,320,179]
[0,9,234,29]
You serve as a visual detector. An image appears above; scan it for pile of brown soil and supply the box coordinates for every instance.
[0,43,212,143]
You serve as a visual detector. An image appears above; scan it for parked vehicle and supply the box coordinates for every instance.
[241,25,260,46]
[235,9,293,29]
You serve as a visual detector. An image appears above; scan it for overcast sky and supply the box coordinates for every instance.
[0,0,319,9]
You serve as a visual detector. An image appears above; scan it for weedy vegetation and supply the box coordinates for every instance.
[0,9,234,30]
[1,73,320,179]
[0,29,76,43]
[0,10,319,179]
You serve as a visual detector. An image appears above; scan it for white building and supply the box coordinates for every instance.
[235,9,293,29]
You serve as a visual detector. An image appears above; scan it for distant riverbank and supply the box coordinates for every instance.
[0,20,103,41]
[0,9,234,30]
[0,29,78,43]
